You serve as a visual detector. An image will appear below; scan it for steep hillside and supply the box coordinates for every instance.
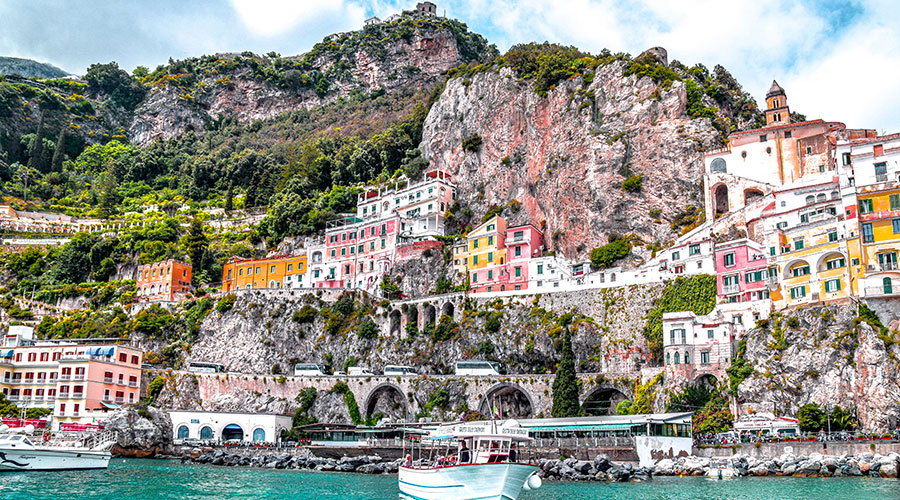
[421,46,761,263]
[129,16,495,146]
[0,56,69,78]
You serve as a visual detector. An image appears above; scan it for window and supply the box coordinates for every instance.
[330,249,336,257]
[700,351,709,365]
[537,264,543,275]
[784,130,792,138]
[381,239,386,248]
[770,246,776,256]
[825,279,841,293]
[891,194,900,210]
[514,246,521,257]
[472,272,477,283]
[487,224,495,231]
[842,152,851,165]
[200,426,213,440]
[805,195,815,205]
[894,219,900,234]
[689,244,700,256]
[672,251,680,261]
[488,235,494,245]
[341,248,346,256]
[488,270,493,280]
[674,352,680,364]
[794,239,804,251]
[825,257,845,270]
[287,264,293,272]
[488,252,493,262]
[759,134,767,142]
[473,240,479,249]
[684,352,690,364]
[707,329,714,339]
[666,353,671,365]
[862,222,874,243]
[875,162,887,180]
[828,231,838,242]
[723,253,735,267]
[790,285,806,299]
[238,268,243,277]
[255,267,261,274]
[791,265,810,277]
[874,144,884,156]
[806,146,812,154]
[472,255,478,265]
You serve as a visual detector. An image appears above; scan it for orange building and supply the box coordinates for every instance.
[136,259,192,302]
[222,254,309,292]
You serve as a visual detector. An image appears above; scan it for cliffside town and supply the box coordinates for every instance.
[0,4,898,440]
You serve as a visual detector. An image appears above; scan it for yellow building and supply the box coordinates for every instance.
[222,254,308,292]
[451,216,513,292]
[857,187,900,296]
[772,219,852,309]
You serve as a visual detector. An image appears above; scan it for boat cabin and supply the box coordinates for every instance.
[0,434,35,449]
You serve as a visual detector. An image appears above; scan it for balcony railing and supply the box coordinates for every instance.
[45,396,55,401]
[102,395,112,402]
[59,375,71,381]
[117,380,127,386]
[103,377,113,384]
[7,396,18,402]
[128,382,138,388]
[865,286,898,297]
[881,262,898,272]
[114,397,125,404]
[71,412,80,417]
[58,393,70,399]
[723,284,740,294]
[73,375,85,381]
[876,174,888,182]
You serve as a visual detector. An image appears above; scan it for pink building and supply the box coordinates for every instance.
[505,224,544,291]
[321,216,399,291]
[715,239,773,303]
[0,328,143,430]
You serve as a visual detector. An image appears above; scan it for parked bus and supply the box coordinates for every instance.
[455,360,504,376]
[383,365,417,376]
[294,363,329,376]
[188,362,226,373]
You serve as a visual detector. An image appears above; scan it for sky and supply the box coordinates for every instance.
[1,0,898,132]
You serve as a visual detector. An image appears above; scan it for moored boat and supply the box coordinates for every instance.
[398,420,541,500]
[0,427,115,471]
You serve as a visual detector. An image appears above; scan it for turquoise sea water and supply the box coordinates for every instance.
[1,459,899,500]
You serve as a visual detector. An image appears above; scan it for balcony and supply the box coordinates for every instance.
[128,381,138,388]
[117,380,127,386]
[114,397,124,404]
[723,284,741,294]
[102,395,112,402]
[865,286,899,297]
[7,396,18,402]
[880,262,898,272]
[72,392,84,399]
[45,396,55,401]
[73,375,85,381]
[876,174,888,183]
[58,393,71,399]
[59,375,71,381]
[71,412,80,417]
[103,377,113,384]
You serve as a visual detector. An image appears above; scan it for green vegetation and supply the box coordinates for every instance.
[418,387,452,419]
[725,339,753,396]
[618,373,663,415]
[143,376,166,405]
[461,134,482,153]
[551,326,580,418]
[797,402,856,432]
[643,275,717,361]
[589,236,631,269]
[621,174,642,193]
[292,305,318,324]
[357,319,378,340]
[216,294,236,313]
[667,383,733,434]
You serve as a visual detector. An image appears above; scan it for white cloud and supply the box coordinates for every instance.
[229,0,362,37]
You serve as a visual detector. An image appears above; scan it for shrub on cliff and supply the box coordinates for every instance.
[331,382,363,425]
[797,403,825,432]
[358,319,378,340]
[622,174,643,193]
[589,238,631,269]
[462,134,482,153]
[216,294,236,314]
[551,329,580,417]
[433,314,458,341]
[643,275,717,362]
[292,305,318,324]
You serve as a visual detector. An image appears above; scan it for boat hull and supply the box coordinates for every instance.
[399,463,539,500]
[0,447,111,471]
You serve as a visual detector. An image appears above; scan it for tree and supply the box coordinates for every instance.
[85,61,146,110]
[184,219,208,286]
[27,113,46,172]
[797,403,825,432]
[551,328,580,417]
[98,163,119,217]
[590,238,631,268]
[224,181,233,212]
[50,126,66,173]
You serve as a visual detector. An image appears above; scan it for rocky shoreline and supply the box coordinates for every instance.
[179,450,652,482]
[655,452,900,478]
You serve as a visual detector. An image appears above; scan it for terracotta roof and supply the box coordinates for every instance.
[729,119,844,138]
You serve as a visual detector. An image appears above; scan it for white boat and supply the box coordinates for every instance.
[0,428,115,471]
[398,420,542,500]
[706,460,736,480]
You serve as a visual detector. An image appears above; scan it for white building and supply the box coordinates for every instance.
[662,309,739,383]
[169,410,292,444]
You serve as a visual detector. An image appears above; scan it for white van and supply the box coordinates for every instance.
[455,360,505,376]
[294,363,328,376]
[383,365,417,376]
[347,367,375,376]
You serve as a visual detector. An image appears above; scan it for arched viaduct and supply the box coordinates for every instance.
[189,370,650,422]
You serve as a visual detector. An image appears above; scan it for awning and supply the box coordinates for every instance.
[526,424,638,432]
[99,347,115,356]
[100,402,120,409]
[0,350,13,358]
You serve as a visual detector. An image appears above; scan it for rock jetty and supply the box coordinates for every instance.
[655,452,900,478]
[537,456,653,482]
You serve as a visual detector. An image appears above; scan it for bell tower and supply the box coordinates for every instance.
[765,80,790,126]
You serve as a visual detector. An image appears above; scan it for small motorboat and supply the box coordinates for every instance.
[398,420,541,500]
[707,460,736,480]
[0,426,115,471]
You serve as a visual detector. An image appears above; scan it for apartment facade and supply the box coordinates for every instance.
[136,259,192,302]
[0,327,143,430]
[662,310,739,382]
[221,254,309,292]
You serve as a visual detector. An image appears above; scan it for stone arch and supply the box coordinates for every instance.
[440,301,455,321]
[389,309,402,336]
[743,188,764,205]
[713,183,729,216]
[582,386,629,416]
[478,383,534,419]
[422,304,436,330]
[252,427,266,442]
[364,383,409,421]
[816,251,846,272]
[783,258,811,279]
[406,307,418,333]
[694,374,719,389]
[221,423,244,441]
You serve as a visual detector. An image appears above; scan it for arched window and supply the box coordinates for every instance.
[831,191,839,200]
[684,351,691,364]
[884,277,894,294]
[816,193,826,203]
[805,195,815,205]
[200,426,213,440]
[674,352,680,364]
[177,425,189,439]
[666,353,671,365]
[710,158,727,173]
[253,428,266,442]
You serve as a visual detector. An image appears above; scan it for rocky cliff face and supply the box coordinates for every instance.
[105,405,173,457]
[421,62,721,263]
[736,303,900,429]
[129,18,494,146]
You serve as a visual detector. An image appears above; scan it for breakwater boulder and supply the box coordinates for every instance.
[181,449,403,474]
[653,452,900,478]
[538,455,652,482]
[106,405,173,458]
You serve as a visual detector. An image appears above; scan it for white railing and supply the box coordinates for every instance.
[73,375,85,381]
[865,286,898,297]
[723,284,740,294]
[881,262,898,271]
[103,377,113,384]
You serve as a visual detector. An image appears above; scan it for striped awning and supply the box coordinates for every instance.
[527,424,638,432]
